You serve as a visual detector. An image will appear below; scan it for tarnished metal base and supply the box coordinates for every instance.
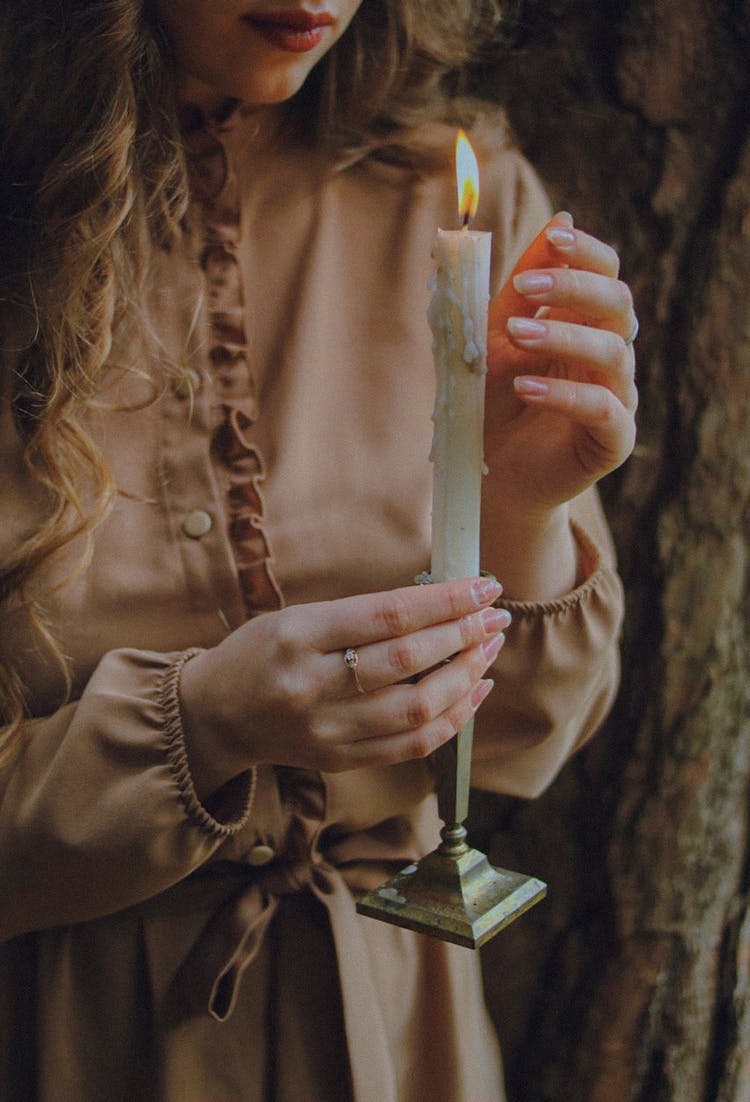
[356,828,546,949]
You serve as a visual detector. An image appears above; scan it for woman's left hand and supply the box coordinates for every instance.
[484,211,638,518]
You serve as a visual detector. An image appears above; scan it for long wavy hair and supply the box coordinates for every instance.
[0,0,503,759]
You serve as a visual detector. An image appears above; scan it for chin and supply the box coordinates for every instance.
[227,58,320,105]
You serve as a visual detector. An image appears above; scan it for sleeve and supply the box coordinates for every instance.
[472,486,623,798]
[0,647,256,944]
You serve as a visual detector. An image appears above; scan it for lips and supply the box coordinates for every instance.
[244,9,336,30]
[242,8,336,52]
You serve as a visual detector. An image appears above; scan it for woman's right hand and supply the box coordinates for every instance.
[178,576,509,799]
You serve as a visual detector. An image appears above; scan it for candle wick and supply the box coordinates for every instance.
[461,212,471,230]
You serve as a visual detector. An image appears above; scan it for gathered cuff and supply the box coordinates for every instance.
[494,520,613,620]
[160,649,256,839]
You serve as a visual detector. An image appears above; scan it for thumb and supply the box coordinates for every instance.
[488,210,574,332]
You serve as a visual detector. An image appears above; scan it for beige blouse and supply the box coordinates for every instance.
[0,107,623,1101]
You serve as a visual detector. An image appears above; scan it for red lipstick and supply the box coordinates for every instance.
[243,9,336,53]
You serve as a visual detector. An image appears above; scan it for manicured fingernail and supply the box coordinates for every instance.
[472,577,502,605]
[482,633,505,660]
[507,317,547,342]
[513,272,554,294]
[514,377,549,397]
[471,678,494,709]
[480,607,512,633]
[546,226,576,249]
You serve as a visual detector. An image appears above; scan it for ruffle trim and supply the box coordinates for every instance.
[159,648,257,838]
[185,107,284,617]
[495,520,621,620]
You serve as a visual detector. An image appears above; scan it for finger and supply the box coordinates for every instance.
[338,679,495,771]
[488,210,574,330]
[331,606,511,697]
[309,575,502,651]
[506,316,638,411]
[338,633,504,740]
[513,376,637,465]
[510,268,636,340]
[544,225,620,278]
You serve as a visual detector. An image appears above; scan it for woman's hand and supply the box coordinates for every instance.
[178,577,509,800]
[485,210,638,519]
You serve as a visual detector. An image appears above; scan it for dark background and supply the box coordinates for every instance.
[467,3,750,1099]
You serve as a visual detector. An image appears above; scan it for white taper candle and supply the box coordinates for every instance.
[428,227,491,582]
[426,131,491,828]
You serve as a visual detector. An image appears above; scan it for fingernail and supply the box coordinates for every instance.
[507,317,547,342]
[471,678,494,709]
[514,377,549,397]
[513,272,554,295]
[472,577,502,605]
[482,633,505,660]
[480,607,512,633]
[546,226,576,249]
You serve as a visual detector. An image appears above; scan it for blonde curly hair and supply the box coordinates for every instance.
[0,0,503,758]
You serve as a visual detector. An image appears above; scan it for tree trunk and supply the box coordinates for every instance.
[471,3,750,1099]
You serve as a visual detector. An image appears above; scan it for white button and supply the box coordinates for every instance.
[247,844,275,867]
[181,510,213,539]
[173,368,202,399]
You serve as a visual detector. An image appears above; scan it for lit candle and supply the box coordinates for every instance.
[428,130,491,583]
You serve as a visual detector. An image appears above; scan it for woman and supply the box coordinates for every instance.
[0,1,636,1099]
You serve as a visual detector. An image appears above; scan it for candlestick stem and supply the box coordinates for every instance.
[433,720,472,836]
[437,821,469,858]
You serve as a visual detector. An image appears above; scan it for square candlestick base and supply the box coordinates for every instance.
[356,835,546,949]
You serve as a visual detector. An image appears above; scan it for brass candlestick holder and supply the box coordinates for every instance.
[356,714,547,949]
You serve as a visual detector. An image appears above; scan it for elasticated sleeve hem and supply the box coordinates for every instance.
[159,648,256,838]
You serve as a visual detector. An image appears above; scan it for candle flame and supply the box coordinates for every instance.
[456,129,479,225]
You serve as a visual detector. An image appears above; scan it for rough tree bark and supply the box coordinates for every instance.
[470,3,750,1100]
